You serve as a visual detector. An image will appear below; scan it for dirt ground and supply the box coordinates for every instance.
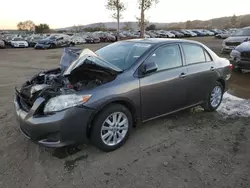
[0,37,250,188]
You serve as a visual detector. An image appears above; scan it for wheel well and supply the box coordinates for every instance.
[86,100,138,138]
[217,79,225,91]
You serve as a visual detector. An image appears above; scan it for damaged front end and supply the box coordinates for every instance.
[16,48,122,114]
[14,48,122,147]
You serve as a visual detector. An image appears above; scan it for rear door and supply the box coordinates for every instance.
[181,43,217,105]
[139,44,189,121]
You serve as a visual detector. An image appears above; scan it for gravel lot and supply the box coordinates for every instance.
[0,37,250,188]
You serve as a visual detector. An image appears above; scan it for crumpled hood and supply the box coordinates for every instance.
[61,48,122,84]
[235,41,250,52]
[225,36,250,43]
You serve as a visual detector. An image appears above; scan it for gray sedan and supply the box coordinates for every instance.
[14,39,231,152]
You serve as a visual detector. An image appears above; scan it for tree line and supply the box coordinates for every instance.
[17,0,159,38]
[17,20,50,33]
[17,1,250,38]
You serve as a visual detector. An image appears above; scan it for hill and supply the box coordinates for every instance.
[57,14,250,31]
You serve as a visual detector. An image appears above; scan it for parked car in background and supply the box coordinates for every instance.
[70,35,86,44]
[0,39,5,48]
[34,34,75,49]
[192,30,206,37]
[179,30,192,37]
[95,32,116,42]
[26,36,44,47]
[230,40,250,71]
[170,31,184,38]
[85,34,100,43]
[215,32,230,39]
[10,37,29,48]
[221,26,250,54]
[202,30,214,36]
[185,30,198,37]
[14,38,231,151]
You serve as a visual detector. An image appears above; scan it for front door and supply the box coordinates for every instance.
[139,44,189,121]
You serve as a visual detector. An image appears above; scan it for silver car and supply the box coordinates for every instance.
[0,39,5,48]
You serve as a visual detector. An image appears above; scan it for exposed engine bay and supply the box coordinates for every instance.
[16,48,121,112]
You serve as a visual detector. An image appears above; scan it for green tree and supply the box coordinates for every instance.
[231,14,237,27]
[106,0,126,40]
[35,24,50,33]
[138,0,159,38]
[17,20,35,31]
[146,24,156,31]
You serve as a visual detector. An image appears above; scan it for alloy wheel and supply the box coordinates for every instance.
[101,112,129,146]
[210,86,222,108]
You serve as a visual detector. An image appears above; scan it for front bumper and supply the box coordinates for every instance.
[14,94,95,148]
[34,43,51,49]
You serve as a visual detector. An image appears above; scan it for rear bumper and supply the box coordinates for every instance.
[14,95,95,148]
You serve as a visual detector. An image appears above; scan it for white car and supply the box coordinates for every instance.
[10,37,28,48]
[70,35,86,44]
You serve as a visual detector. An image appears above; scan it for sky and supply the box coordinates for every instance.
[0,0,249,29]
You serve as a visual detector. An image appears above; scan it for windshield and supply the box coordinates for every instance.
[95,41,151,70]
[232,28,250,36]
[63,48,122,76]
[46,35,59,40]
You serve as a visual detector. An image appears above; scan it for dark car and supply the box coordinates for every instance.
[26,36,44,47]
[230,40,250,71]
[170,31,184,38]
[178,30,192,37]
[85,35,100,43]
[35,34,75,49]
[192,30,206,37]
[14,39,231,152]
[221,27,250,54]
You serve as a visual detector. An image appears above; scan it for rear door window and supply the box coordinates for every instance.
[182,43,206,65]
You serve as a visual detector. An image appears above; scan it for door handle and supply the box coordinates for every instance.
[179,72,186,78]
[210,66,215,71]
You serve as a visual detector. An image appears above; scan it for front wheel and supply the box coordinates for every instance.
[202,82,223,112]
[50,43,56,49]
[91,104,132,152]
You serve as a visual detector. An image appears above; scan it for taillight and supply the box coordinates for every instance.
[229,64,233,69]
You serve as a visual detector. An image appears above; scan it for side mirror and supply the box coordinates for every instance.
[142,62,158,75]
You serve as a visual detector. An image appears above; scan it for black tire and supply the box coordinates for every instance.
[91,104,132,152]
[69,42,75,47]
[202,81,224,112]
[50,43,56,49]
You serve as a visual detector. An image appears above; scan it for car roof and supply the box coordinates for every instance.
[124,38,202,45]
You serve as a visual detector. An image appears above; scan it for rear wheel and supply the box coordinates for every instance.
[50,43,56,49]
[91,104,132,152]
[202,82,223,112]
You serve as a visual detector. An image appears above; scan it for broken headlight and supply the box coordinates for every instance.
[44,94,91,113]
